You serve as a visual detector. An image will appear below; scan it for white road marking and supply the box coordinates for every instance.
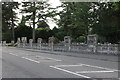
[46,57,62,61]
[55,64,83,67]
[78,63,119,72]
[76,71,115,73]
[22,57,40,63]
[9,53,18,56]
[50,66,90,78]
[36,56,62,62]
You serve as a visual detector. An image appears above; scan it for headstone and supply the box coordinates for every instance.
[64,36,71,51]
[29,39,33,48]
[21,37,27,47]
[37,38,42,49]
[49,37,54,51]
[87,34,97,52]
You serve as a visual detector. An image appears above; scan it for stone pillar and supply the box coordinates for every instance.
[118,44,120,55]
[17,38,21,47]
[49,37,54,51]
[107,44,111,54]
[64,36,71,51]
[0,41,2,46]
[29,39,33,48]
[3,41,6,46]
[37,38,42,50]
[87,34,97,53]
[21,37,27,48]
[11,41,14,44]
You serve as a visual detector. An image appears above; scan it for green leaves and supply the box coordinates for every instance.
[58,2,91,38]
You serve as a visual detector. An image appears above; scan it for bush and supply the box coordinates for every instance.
[76,36,86,42]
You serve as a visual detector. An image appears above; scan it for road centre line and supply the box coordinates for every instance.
[50,66,90,78]
[9,53,18,56]
[21,57,40,63]
[76,70,115,73]
[78,63,119,72]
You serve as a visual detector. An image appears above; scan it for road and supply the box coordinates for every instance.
[1,47,119,79]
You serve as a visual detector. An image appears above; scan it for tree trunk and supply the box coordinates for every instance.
[32,2,36,43]
[11,9,15,42]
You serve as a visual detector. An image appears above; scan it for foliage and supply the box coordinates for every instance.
[2,2,19,41]
[91,2,120,43]
[2,2,120,44]
[58,2,92,39]
[35,27,53,42]
[76,36,86,42]
[21,2,56,42]
[57,2,120,43]
[15,16,32,42]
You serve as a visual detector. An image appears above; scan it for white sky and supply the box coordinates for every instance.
[16,0,62,29]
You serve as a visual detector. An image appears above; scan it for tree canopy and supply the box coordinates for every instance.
[2,2,120,43]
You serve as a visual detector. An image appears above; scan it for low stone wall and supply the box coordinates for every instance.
[18,43,119,55]
[10,35,119,55]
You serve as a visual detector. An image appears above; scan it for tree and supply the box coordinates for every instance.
[36,27,52,42]
[91,2,120,43]
[2,2,19,42]
[58,2,92,40]
[15,16,32,42]
[21,2,56,42]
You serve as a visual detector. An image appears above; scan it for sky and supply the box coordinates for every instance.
[16,0,62,29]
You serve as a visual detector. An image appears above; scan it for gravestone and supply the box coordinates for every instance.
[87,34,97,52]
[49,37,54,51]
[29,39,33,48]
[21,37,27,47]
[37,38,42,49]
[64,36,71,51]
[17,38,21,47]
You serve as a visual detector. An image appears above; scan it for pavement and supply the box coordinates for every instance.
[1,46,120,79]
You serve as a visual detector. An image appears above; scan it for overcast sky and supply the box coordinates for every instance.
[16,0,62,29]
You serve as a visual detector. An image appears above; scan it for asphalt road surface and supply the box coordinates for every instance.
[1,46,119,79]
